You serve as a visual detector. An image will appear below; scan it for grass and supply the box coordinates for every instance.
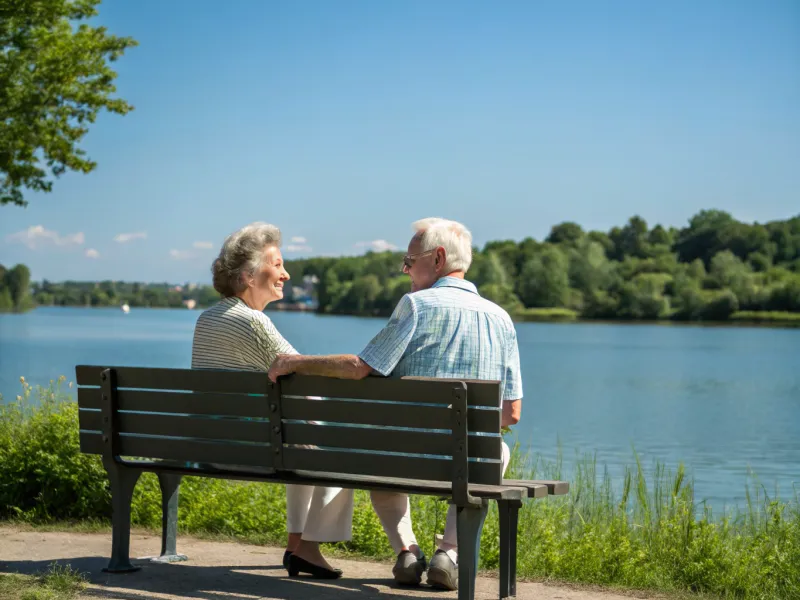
[0,563,86,600]
[514,307,580,321]
[510,308,800,327]
[730,311,800,325]
[2,378,799,600]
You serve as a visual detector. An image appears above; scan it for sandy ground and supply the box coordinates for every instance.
[0,526,661,600]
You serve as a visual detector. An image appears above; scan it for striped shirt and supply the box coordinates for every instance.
[192,296,297,371]
[358,277,523,404]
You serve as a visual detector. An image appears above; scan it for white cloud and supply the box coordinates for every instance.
[85,248,100,259]
[169,249,196,260]
[286,244,312,253]
[113,232,147,243]
[355,239,398,252]
[193,241,214,249]
[290,236,307,244]
[5,225,85,249]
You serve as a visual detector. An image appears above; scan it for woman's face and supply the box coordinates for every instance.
[249,245,290,308]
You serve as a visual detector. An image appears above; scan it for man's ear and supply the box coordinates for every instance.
[436,247,446,269]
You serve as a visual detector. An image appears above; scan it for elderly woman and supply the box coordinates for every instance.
[191,222,353,579]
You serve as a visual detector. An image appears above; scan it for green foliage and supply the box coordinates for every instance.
[730,311,800,324]
[515,307,579,321]
[0,377,111,521]
[517,245,570,308]
[28,279,222,309]
[478,283,523,314]
[10,210,800,323]
[1,382,799,598]
[0,263,34,312]
[1,0,137,206]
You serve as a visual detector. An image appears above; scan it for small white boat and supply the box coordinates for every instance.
[121,303,130,313]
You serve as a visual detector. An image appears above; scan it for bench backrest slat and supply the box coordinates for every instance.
[76,365,266,395]
[282,375,501,407]
[79,432,272,468]
[78,388,270,418]
[283,446,500,482]
[79,410,269,444]
[282,397,499,433]
[283,422,499,459]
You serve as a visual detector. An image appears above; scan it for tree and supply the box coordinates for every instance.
[3,263,31,309]
[617,273,671,319]
[546,221,584,245]
[472,251,510,288]
[647,224,673,247]
[673,210,736,266]
[1,0,137,206]
[517,245,569,308]
[479,283,523,314]
[609,216,650,260]
[568,239,611,294]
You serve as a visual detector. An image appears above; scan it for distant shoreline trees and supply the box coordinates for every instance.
[4,210,799,322]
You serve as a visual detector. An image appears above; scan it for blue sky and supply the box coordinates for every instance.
[2,0,798,283]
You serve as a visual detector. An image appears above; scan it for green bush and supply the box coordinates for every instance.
[1,379,799,599]
[0,377,111,521]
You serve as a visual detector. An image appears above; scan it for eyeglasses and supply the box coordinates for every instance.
[401,249,436,272]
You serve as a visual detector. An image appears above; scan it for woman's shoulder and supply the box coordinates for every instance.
[196,297,258,328]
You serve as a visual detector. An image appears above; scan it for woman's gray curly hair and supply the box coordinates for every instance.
[212,222,282,297]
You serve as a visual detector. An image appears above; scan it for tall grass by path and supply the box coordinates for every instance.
[1,378,798,600]
[0,563,87,600]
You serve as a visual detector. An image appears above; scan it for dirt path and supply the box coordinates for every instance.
[0,526,660,600]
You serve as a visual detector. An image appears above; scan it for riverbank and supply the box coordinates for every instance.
[1,380,798,600]
[6,304,800,330]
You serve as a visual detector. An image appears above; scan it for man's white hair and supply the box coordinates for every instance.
[412,217,473,273]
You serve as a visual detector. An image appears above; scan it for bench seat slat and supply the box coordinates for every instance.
[283,447,501,485]
[79,410,269,444]
[282,397,499,433]
[78,388,270,419]
[504,478,570,495]
[283,375,500,407]
[76,365,266,395]
[79,432,273,468]
[283,422,501,460]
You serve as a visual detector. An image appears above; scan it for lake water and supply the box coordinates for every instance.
[1,307,798,510]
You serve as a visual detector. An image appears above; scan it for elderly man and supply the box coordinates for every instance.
[268,217,522,591]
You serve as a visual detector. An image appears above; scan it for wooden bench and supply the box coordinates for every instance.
[76,365,568,600]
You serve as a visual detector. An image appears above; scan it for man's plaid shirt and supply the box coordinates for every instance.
[358,277,523,404]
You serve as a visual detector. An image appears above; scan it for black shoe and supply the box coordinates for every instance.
[287,554,343,579]
[282,550,292,571]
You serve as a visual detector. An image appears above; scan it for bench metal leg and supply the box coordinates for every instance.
[152,474,188,564]
[499,499,521,598]
[456,499,489,600]
[103,463,142,573]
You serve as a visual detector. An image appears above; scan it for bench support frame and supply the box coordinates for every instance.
[498,498,522,598]
[152,473,188,564]
[102,460,141,573]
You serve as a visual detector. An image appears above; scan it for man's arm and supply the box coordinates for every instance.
[502,399,521,428]
[268,353,373,382]
[269,294,416,383]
